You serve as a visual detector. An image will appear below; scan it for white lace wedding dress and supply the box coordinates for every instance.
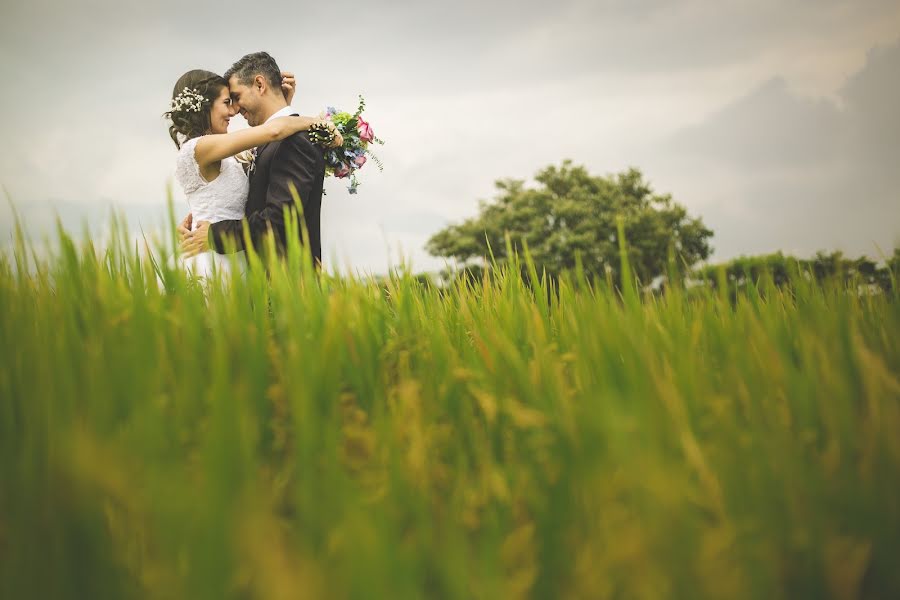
[175,136,249,278]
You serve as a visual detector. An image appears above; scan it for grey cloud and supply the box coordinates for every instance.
[840,44,900,175]
[660,40,900,259]
[667,77,846,168]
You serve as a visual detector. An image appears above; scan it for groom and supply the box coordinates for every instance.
[179,51,326,265]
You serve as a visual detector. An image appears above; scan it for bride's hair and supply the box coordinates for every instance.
[164,69,228,149]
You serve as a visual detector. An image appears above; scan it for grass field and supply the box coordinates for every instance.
[1,212,899,599]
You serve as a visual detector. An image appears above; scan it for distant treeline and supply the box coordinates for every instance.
[425,248,899,295]
[694,249,900,292]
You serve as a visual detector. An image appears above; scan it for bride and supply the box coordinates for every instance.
[164,68,340,278]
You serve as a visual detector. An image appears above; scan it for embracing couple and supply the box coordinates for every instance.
[168,51,341,277]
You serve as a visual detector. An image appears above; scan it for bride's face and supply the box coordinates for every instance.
[207,87,235,135]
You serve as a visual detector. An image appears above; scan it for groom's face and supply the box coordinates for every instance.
[228,75,262,126]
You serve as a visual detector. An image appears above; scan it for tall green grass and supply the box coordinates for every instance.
[1,209,898,599]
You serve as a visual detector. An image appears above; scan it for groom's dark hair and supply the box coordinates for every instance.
[225,51,282,90]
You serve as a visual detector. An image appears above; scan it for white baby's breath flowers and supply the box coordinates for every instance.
[170,87,207,113]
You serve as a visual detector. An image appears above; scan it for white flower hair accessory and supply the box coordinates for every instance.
[170,87,207,113]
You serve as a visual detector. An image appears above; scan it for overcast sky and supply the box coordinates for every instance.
[1,0,899,273]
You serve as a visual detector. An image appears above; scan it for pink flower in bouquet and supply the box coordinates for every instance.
[353,154,367,167]
[334,163,351,178]
[357,117,375,142]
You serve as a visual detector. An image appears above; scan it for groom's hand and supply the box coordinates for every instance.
[181,221,211,257]
[177,213,193,241]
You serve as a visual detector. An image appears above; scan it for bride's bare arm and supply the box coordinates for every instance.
[194,117,339,168]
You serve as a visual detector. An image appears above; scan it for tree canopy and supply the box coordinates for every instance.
[426,161,713,284]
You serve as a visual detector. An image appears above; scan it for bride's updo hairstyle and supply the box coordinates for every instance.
[164,69,228,149]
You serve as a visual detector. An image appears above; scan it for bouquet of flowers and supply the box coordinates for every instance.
[308,95,384,194]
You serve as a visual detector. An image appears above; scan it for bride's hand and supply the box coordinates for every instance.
[177,213,193,240]
[181,221,211,257]
[324,121,343,148]
[281,71,296,104]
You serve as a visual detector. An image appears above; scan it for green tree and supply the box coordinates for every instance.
[426,161,713,285]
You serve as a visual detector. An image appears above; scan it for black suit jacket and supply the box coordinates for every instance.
[210,128,326,263]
